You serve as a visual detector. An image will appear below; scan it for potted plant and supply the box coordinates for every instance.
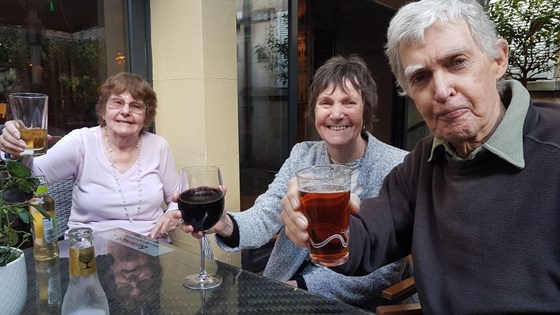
[0,159,44,315]
[0,159,43,263]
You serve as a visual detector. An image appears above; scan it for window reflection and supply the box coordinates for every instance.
[237,0,289,209]
[405,99,430,151]
[0,0,127,136]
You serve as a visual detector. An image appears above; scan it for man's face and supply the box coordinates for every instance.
[400,21,508,154]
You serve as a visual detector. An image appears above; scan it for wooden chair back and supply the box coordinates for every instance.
[376,255,422,315]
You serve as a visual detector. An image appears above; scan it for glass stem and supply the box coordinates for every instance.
[198,235,208,281]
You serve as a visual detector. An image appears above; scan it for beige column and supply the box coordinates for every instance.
[151,0,240,266]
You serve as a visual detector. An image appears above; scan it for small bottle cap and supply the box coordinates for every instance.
[35,175,48,194]
[36,185,48,194]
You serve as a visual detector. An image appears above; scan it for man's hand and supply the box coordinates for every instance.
[280,177,309,247]
[280,177,361,248]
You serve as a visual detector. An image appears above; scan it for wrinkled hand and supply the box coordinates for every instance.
[0,120,26,157]
[150,209,183,239]
[170,186,231,239]
[280,177,361,248]
[172,210,234,239]
[0,120,59,158]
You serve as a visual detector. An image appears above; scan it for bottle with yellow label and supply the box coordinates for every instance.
[61,227,109,315]
[30,175,60,261]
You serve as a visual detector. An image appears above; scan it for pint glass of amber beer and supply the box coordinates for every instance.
[9,93,48,156]
[296,164,351,266]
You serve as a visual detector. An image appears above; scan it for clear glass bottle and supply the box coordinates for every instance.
[30,175,60,261]
[61,227,110,315]
[35,259,62,314]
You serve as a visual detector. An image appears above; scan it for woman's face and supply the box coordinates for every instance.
[102,91,146,138]
[314,80,364,155]
[111,246,153,300]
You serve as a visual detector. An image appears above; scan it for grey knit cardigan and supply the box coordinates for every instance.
[216,132,409,310]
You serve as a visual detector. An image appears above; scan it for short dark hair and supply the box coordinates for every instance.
[306,55,378,137]
[96,72,157,129]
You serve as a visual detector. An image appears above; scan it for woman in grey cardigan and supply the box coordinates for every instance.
[177,55,410,310]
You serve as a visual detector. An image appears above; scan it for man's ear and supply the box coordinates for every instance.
[494,38,509,79]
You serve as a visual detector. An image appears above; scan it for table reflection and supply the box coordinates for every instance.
[193,266,241,314]
[100,242,163,313]
[23,228,372,314]
[34,259,62,314]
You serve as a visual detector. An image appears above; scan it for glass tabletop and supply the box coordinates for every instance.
[23,228,372,314]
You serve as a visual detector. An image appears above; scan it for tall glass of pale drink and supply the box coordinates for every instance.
[9,93,48,156]
[296,164,352,267]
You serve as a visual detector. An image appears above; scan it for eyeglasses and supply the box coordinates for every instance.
[107,97,147,114]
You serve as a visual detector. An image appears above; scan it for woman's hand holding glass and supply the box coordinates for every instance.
[171,187,231,239]
[0,120,28,157]
[0,120,63,158]
[178,166,225,290]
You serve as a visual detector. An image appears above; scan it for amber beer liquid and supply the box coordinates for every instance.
[8,92,48,156]
[30,176,60,261]
[300,186,350,266]
[296,164,352,267]
[296,165,352,266]
[20,128,47,153]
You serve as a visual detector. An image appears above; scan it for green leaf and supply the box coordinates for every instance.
[17,178,37,193]
[0,160,39,259]
[30,203,50,220]
[487,0,560,85]
[6,229,18,247]
[21,231,31,240]
[18,210,31,224]
[6,160,31,178]
[0,247,20,267]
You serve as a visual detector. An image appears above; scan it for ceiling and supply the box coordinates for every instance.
[373,0,409,10]
[0,0,99,33]
[0,0,411,35]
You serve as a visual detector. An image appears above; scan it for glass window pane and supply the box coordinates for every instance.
[405,99,430,150]
[0,0,129,136]
[237,0,289,210]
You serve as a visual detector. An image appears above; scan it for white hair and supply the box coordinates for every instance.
[385,0,500,95]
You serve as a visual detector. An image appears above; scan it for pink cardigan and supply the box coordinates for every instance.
[25,126,179,237]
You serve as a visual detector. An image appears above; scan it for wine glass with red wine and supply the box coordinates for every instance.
[179,166,225,290]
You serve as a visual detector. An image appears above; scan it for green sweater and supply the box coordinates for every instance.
[337,81,560,314]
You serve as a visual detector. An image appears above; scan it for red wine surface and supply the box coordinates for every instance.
[179,186,224,231]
